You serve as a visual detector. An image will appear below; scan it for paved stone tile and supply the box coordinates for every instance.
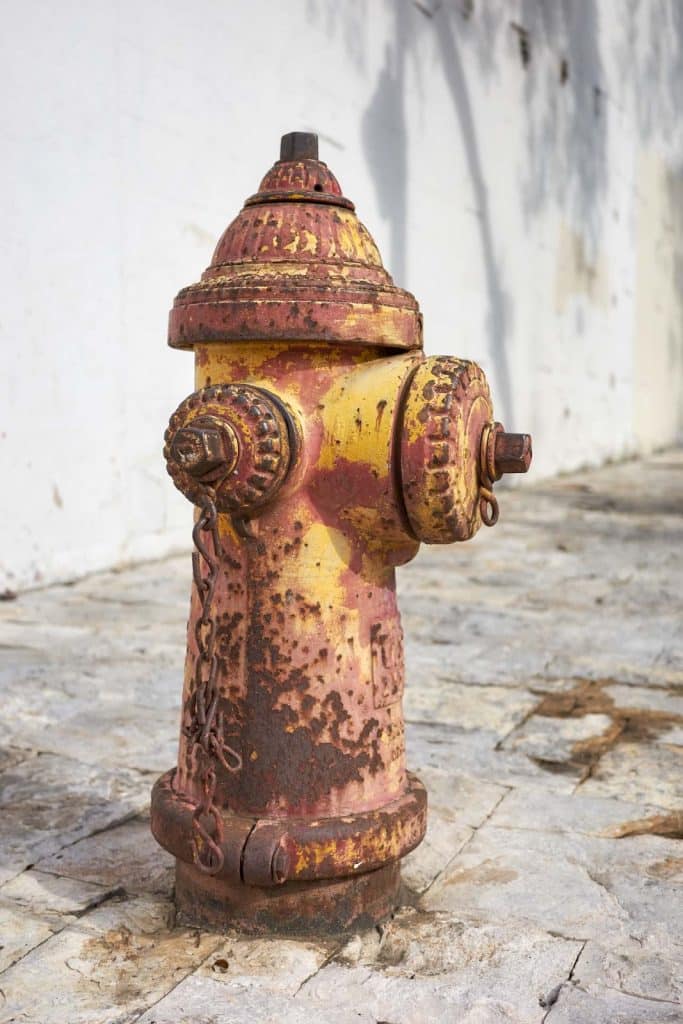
[134,973,375,1024]
[0,895,221,1024]
[403,609,555,687]
[602,683,683,717]
[0,902,56,973]
[423,767,510,826]
[0,871,118,976]
[487,788,661,836]
[545,983,681,1023]
[34,815,175,897]
[0,872,121,978]
[196,936,334,995]
[2,676,84,748]
[501,713,615,767]
[402,768,507,893]
[0,606,184,675]
[406,721,580,793]
[0,747,35,773]
[15,703,179,773]
[579,740,683,810]
[1,664,181,756]
[657,724,683,746]
[0,753,149,884]
[422,825,683,945]
[0,869,114,920]
[574,929,683,1007]
[405,679,537,737]
[300,908,583,1024]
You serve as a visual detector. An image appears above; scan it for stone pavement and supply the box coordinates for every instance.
[0,450,681,1024]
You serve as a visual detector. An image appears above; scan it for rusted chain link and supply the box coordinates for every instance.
[183,493,242,875]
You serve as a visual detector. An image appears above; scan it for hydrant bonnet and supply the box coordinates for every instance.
[168,133,423,350]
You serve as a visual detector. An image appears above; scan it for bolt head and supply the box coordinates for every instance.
[494,431,533,476]
[169,418,238,482]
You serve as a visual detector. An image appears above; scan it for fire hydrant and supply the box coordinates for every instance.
[151,132,532,935]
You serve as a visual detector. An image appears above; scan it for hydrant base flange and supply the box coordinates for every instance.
[174,858,401,937]
[151,770,427,888]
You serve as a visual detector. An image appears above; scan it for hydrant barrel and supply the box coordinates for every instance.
[150,131,532,935]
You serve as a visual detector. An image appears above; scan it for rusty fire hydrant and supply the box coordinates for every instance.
[151,132,532,935]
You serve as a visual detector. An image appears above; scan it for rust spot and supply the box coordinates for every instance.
[603,811,683,841]
[530,678,683,775]
[645,857,683,880]
[445,860,518,887]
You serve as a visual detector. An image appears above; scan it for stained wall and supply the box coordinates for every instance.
[2,1,681,590]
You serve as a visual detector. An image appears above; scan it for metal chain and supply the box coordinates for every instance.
[183,493,242,875]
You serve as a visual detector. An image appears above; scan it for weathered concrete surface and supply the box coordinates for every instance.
[0,450,681,1023]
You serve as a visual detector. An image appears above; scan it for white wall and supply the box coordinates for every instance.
[2,0,682,592]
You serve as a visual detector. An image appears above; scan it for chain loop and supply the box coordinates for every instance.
[479,422,500,528]
[183,494,242,875]
[479,485,499,527]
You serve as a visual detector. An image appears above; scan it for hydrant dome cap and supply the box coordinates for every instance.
[168,133,422,352]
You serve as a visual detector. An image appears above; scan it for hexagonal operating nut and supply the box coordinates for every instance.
[169,417,238,484]
[481,422,533,483]
[494,431,532,477]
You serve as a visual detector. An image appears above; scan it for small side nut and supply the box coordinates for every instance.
[480,422,533,484]
[169,418,239,484]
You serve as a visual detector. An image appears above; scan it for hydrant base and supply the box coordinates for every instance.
[174,858,401,936]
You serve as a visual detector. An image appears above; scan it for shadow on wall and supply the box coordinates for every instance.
[312,0,516,422]
[361,43,408,286]
[306,0,683,429]
[516,0,607,244]
[618,0,683,140]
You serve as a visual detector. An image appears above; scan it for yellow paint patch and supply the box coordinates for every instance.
[297,520,351,575]
[317,353,418,474]
[301,229,318,254]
